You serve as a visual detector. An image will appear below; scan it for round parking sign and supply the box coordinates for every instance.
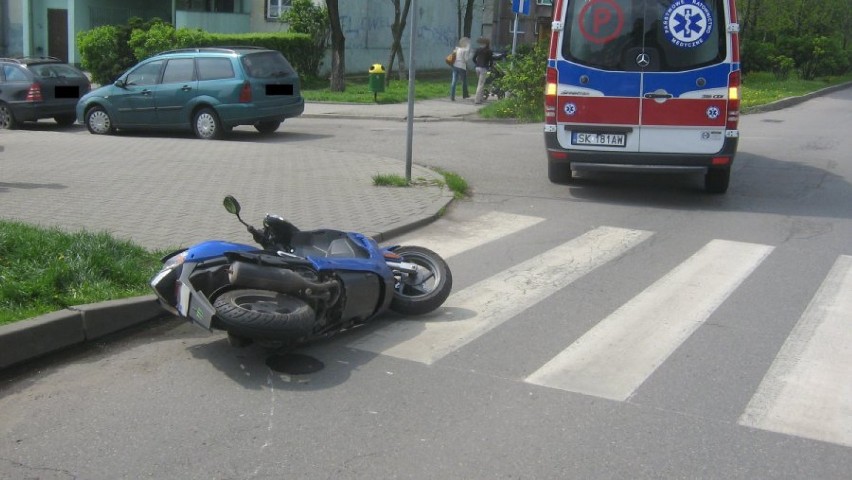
[578,0,625,45]
[663,0,714,48]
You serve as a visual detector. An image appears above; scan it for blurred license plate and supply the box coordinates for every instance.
[572,132,626,147]
[55,86,80,99]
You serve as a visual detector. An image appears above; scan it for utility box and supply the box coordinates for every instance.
[368,64,385,100]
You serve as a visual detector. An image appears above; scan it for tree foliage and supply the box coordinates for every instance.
[739,0,851,78]
[281,0,329,78]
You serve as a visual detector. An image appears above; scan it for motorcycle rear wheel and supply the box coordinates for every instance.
[390,246,452,316]
[213,289,315,340]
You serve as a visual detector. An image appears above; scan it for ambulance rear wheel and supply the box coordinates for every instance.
[705,166,730,194]
[548,161,574,184]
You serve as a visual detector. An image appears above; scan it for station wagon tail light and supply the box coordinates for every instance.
[239,81,252,103]
[545,67,558,125]
[25,83,43,102]
[726,71,741,130]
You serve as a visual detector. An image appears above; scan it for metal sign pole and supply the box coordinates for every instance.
[512,13,519,55]
[405,0,417,182]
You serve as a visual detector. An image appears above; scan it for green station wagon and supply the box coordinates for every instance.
[76,47,304,139]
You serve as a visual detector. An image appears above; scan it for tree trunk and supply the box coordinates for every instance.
[386,0,412,85]
[327,0,346,92]
[463,0,475,38]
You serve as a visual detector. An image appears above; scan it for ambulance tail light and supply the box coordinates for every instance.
[545,67,558,125]
[726,70,740,130]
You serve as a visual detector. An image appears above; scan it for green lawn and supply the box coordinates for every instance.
[0,221,164,325]
[741,72,852,110]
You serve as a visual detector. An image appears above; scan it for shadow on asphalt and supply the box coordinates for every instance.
[562,152,852,220]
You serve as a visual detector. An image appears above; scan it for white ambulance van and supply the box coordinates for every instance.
[544,0,741,193]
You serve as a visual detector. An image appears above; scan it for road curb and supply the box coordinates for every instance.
[0,295,167,369]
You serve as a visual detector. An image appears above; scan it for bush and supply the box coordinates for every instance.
[492,42,548,120]
[780,35,850,80]
[78,19,315,85]
[741,41,777,74]
[128,20,207,61]
[77,17,168,85]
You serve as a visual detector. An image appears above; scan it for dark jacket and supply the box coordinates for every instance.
[473,47,493,69]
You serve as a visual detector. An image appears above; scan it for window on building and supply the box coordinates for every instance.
[178,0,242,13]
[267,0,292,20]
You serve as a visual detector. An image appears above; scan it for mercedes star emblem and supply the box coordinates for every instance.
[636,53,651,67]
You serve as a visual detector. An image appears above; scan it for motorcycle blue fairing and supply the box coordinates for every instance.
[185,235,393,280]
[185,240,257,262]
[306,232,394,278]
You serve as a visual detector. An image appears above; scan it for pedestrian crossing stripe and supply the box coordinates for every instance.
[524,239,774,401]
[386,211,545,259]
[739,255,852,448]
[354,210,852,448]
[350,226,652,365]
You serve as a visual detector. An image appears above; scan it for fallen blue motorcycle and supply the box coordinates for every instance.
[150,196,452,347]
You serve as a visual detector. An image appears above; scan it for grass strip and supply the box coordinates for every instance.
[0,221,163,325]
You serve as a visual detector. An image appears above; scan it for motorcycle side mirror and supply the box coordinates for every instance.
[223,195,241,215]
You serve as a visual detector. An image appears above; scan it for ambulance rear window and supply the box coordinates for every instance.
[562,0,727,72]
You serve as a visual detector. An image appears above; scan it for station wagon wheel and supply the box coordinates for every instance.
[193,107,223,140]
[0,102,18,129]
[85,106,114,135]
[254,120,281,135]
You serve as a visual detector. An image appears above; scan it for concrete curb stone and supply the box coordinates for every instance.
[0,296,167,369]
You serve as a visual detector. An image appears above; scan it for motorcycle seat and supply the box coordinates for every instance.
[290,230,370,259]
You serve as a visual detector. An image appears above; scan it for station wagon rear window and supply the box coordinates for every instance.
[241,51,296,79]
[562,0,727,72]
[29,64,87,79]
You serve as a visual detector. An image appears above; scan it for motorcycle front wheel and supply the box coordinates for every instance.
[213,289,315,340]
[390,246,453,316]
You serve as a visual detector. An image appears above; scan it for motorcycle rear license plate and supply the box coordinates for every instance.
[572,132,626,147]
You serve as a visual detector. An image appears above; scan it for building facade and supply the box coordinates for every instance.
[0,1,550,71]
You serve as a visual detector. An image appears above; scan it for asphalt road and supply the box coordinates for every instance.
[1,89,851,479]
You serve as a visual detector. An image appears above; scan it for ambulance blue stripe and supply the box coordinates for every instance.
[555,60,731,97]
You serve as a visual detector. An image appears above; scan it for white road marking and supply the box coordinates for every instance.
[350,226,652,364]
[526,239,774,401]
[739,255,852,447]
[389,211,545,259]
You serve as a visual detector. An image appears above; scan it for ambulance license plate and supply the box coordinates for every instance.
[572,132,626,147]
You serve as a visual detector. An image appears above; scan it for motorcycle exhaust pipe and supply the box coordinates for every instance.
[228,261,335,294]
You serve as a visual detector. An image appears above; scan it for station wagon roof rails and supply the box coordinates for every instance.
[155,46,263,56]
[0,56,62,63]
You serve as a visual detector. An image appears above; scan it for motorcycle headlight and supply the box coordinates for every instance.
[161,250,188,270]
[150,251,188,314]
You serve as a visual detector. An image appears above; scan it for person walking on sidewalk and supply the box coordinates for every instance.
[472,37,494,105]
[449,37,471,101]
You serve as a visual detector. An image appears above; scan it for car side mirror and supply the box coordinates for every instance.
[114,79,126,88]
[223,195,241,216]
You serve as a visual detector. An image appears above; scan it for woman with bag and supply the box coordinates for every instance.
[448,37,471,101]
